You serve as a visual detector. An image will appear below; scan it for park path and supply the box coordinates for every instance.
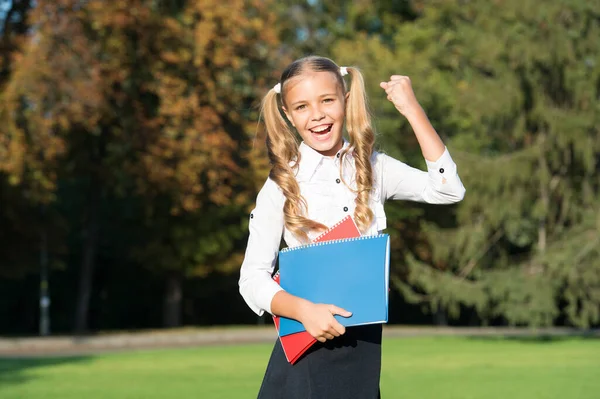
[1,326,598,358]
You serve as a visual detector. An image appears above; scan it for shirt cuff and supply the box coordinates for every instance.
[254,278,285,316]
[425,147,457,183]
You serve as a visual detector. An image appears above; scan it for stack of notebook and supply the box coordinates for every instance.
[271,215,390,364]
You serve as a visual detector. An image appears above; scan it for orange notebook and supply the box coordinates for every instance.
[272,215,361,364]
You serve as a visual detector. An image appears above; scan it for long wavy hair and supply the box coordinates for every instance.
[260,56,375,242]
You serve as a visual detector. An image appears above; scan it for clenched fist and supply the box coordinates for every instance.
[380,75,421,118]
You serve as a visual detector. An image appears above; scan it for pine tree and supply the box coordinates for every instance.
[334,0,600,327]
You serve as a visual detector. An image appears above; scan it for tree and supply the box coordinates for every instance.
[276,0,419,58]
[1,0,153,332]
[0,0,38,280]
[334,0,600,327]
[131,0,281,327]
[0,0,33,82]
[0,0,282,332]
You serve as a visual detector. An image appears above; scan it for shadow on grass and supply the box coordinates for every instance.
[0,355,93,388]
[466,329,600,344]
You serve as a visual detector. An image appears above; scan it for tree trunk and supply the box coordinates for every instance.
[163,272,182,328]
[39,223,50,336]
[538,134,548,254]
[433,308,448,326]
[74,184,101,334]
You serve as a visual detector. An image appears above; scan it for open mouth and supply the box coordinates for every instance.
[309,124,333,139]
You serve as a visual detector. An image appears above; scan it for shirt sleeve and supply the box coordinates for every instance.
[379,147,466,204]
[238,177,285,316]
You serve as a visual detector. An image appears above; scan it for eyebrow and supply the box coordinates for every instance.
[290,93,337,107]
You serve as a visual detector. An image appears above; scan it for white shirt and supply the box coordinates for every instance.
[239,141,466,316]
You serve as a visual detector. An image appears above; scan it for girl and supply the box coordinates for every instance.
[239,56,466,398]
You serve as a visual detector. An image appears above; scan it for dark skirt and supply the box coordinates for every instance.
[257,324,382,399]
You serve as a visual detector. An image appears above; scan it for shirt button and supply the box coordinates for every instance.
[336,178,341,184]
[343,206,348,212]
[439,168,445,174]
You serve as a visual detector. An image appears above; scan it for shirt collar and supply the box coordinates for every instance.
[295,139,352,181]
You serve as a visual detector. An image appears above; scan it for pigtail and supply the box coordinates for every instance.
[260,87,327,243]
[343,67,375,233]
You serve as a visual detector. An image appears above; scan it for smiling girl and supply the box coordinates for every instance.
[239,56,466,398]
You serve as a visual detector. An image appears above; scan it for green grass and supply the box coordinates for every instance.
[1,336,599,398]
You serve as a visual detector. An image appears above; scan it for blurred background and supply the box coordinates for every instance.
[0,0,599,338]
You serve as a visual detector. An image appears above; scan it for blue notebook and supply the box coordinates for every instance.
[278,234,390,337]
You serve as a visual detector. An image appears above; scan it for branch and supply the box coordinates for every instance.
[458,228,504,279]
[573,235,600,266]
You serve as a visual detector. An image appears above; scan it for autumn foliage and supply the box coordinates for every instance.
[0,0,281,331]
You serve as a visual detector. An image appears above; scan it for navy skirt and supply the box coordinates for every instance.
[257,324,382,399]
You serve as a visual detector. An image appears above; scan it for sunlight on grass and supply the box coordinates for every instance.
[1,336,599,399]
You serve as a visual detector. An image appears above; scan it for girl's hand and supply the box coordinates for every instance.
[380,75,421,118]
[298,302,352,343]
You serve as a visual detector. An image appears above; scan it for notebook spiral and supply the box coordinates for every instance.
[280,234,386,253]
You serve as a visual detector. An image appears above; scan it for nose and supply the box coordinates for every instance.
[311,105,325,121]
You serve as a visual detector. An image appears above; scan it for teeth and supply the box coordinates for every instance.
[311,125,330,133]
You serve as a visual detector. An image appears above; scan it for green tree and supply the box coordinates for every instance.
[277,0,418,57]
[334,0,600,327]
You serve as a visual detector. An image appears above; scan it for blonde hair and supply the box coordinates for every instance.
[260,56,375,242]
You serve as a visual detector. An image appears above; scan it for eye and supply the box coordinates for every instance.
[323,98,334,103]
[295,104,306,111]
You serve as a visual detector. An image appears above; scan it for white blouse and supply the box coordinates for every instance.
[239,141,466,316]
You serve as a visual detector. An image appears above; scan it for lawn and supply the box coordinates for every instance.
[1,335,599,399]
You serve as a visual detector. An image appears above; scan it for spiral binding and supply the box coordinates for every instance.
[280,234,386,253]
[312,215,353,242]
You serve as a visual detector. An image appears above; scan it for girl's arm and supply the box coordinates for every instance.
[378,76,466,203]
[271,291,351,342]
[238,178,286,316]
[380,75,445,162]
[239,178,350,342]
[377,150,465,204]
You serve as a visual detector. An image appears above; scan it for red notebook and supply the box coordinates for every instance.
[272,215,361,364]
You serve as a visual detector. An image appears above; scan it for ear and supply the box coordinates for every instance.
[345,92,350,101]
[282,106,295,127]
